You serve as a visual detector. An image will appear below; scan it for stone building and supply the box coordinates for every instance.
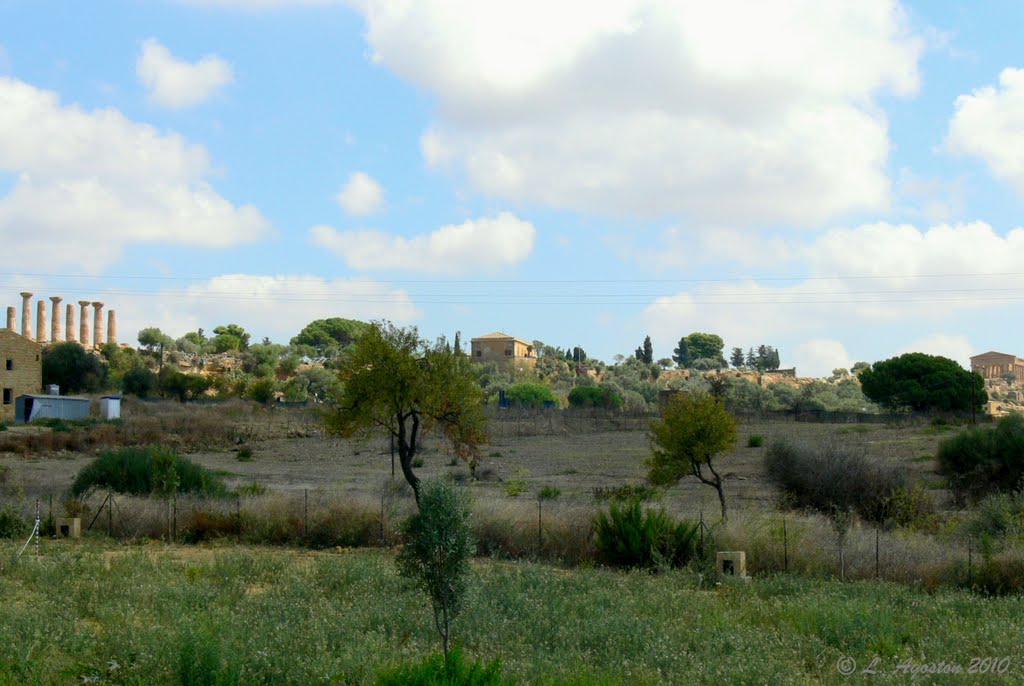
[0,328,42,422]
[470,332,536,366]
[970,351,1024,382]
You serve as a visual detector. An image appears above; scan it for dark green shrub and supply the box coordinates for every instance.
[764,439,927,527]
[0,504,27,539]
[375,647,511,686]
[122,366,157,398]
[970,554,1024,595]
[42,341,108,393]
[593,499,698,570]
[70,446,228,497]
[567,386,623,410]
[236,446,254,461]
[937,414,1024,501]
[964,491,1024,543]
[747,434,764,448]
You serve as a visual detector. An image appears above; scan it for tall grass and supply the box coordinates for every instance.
[1,544,1023,685]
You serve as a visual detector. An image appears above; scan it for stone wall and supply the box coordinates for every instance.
[0,329,42,422]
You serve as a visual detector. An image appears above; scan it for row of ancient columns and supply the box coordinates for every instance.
[5,293,116,348]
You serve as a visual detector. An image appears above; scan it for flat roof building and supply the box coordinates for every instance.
[0,328,42,423]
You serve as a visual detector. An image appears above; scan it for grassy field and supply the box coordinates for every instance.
[1,541,1022,685]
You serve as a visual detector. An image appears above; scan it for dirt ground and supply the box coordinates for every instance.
[0,408,956,516]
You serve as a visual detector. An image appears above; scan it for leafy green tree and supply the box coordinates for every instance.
[298,367,341,402]
[180,330,207,346]
[138,327,173,352]
[851,361,871,377]
[290,317,369,351]
[397,478,475,657]
[859,353,984,413]
[937,413,1024,501]
[648,392,738,520]
[246,377,277,404]
[323,322,487,506]
[504,383,557,408]
[672,337,689,368]
[684,333,725,365]
[211,333,243,353]
[42,342,108,393]
[212,324,250,350]
[730,347,745,368]
[746,347,756,367]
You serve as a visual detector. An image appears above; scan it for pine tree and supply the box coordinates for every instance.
[730,347,745,368]
[642,335,654,364]
[672,337,690,368]
[746,347,756,367]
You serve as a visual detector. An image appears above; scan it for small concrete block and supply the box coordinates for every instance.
[57,517,81,538]
[716,551,747,577]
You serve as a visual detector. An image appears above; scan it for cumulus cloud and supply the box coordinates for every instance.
[310,212,536,273]
[947,67,1024,194]
[336,171,384,215]
[642,221,1024,364]
[353,0,921,225]
[114,274,418,345]
[897,334,975,369]
[793,339,852,378]
[0,76,269,271]
[137,38,234,108]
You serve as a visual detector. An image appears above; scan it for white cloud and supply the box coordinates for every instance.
[947,67,1024,194]
[793,339,852,378]
[114,274,418,345]
[336,171,384,215]
[897,334,975,369]
[354,0,921,225]
[310,212,536,273]
[0,76,269,271]
[137,38,233,108]
[641,221,1024,369]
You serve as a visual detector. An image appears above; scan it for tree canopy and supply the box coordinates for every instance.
[212,324,250,351]
[859,353,984,414]
[42,342,108,393]
[323,322,487,505]
[648,392,738,519]
[291,317,369,351]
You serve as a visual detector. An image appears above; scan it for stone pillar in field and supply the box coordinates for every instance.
[107,310,117,345]
[78,301,91,346]
[36,300,47,343]
[20,292,32,339]
[50,296,63,342]
[66,304,76,342]
[6,306,14,331]
[92,302,104,349]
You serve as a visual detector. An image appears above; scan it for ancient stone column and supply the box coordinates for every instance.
[66,303,75,342]
[36,300,47,343]
[78,301,91,346]
[107,310,117,345]
[20,292,32,339]
[50,296,62,342]
[92,302,104,349]
[6,306,14,331]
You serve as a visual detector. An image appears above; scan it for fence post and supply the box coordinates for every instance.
[783,517,788,573]
[304,489,308,538]
[968,539,973,588]
[537,499,543,554]
[108,492,113,538]
[875,527,880,579]
[34,499,40,556]
[172,495,177,544]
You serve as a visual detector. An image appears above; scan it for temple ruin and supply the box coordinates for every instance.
[3,293,118,349]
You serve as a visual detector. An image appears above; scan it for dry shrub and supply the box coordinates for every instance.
[472,498,595,565]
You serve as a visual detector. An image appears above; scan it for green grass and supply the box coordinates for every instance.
[1,543,1022,685]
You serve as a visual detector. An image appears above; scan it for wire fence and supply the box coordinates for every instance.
[4,488,1015,593]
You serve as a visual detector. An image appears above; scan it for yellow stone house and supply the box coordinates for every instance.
[0,329,42,422]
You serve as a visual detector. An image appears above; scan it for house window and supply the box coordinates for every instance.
[4,359,11,371]
[475,350,482,357]
[2,388,11,405]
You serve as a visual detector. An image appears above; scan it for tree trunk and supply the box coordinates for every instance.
[715,478,728,522]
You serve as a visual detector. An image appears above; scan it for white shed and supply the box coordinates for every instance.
[99,395,121,420]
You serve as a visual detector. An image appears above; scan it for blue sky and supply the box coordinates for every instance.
[2,0,1024,376]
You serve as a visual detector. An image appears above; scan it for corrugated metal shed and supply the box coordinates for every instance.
[15,394,91,423]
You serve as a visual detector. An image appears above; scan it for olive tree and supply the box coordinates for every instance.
[647,392,737,520]
[323,322,487,507]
